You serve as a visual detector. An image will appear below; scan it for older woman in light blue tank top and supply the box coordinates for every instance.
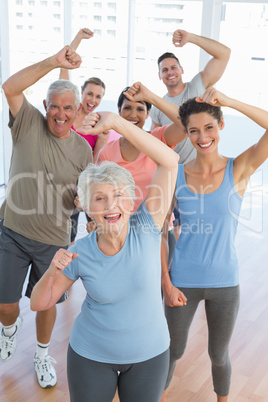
[161,87,268,402]
[30,109,179,402]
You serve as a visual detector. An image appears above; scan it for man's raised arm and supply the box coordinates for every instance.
[173,29,231,88]
[59,28,93,80]
[2,46,82,118]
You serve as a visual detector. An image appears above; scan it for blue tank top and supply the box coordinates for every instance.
[170,158,243,288]
[63,202,170,364]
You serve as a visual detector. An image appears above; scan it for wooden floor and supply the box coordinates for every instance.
[1,189,268,402]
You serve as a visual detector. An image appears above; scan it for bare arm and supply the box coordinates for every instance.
[161,195,187,307]
[2,46,82,118]
[76,113,110,163]
[80,111,179,229]
[59,28,94,80]
[125,82,187,146]
[198,87,268,195]
[173,29,230,88]
[30,249,77,311]
[93,131,110,163]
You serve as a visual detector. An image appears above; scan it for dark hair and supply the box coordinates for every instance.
[157,52,181,67]
[179,98,223,130]
[117,87,152,112]
[81,77,106,93]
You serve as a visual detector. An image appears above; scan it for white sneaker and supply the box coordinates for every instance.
[33,353,57,388]
[0,315,23,362]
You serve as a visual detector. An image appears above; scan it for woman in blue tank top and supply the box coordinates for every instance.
[30,110,179,402]
[161,87,268,402]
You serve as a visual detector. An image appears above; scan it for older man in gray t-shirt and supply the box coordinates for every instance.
[0,45,92,389]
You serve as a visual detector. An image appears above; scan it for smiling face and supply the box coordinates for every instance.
[81,83,105,114]
[158,58,184,88]
[43,92,79,139]
[118,99,150,129]
[186,112,224,154]
[89,182,133,237]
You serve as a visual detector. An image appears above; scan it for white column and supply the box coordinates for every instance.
[126,0,135,85]
[199,0,223,70]
[0,0,12,184]
[63,0,72,46]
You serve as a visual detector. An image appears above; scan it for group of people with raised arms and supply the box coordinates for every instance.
[0,24,268,402]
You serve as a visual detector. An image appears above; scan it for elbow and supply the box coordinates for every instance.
[2,80,15,98]
[30,303,37,312]
[168,152,179,172]
[225,46,231,62]
[30,298,39,312]
[2,81,9,97]
[172,152,180,167]
[30,301,46,312]
[30,294,44,312]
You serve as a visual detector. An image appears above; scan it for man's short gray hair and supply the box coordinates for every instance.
[46,79,81,109]
[78,162,136,212]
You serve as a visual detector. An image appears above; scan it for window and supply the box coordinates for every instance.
[107,16,116,23]
[153,18,183,24]
[155,4,183,10]
[4,0,266,189]
[107,30,116,37]
[132,0,202,96]
[94,16,102,22]
[108,3,116,10]
[219,2,268,109]
[153,31,173,37]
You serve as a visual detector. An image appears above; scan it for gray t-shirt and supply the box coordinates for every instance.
[150,73,205,164]
[0,96,92,246]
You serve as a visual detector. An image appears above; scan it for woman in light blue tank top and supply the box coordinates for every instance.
[30,110,179,402]
[162,87,268,402]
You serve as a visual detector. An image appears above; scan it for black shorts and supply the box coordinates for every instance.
[0,220,68,303]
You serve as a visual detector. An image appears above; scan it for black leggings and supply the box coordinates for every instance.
[67,345,169,402]
[165,286,240,397]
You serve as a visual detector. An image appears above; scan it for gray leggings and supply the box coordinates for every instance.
[165,286,240,397]
[67,345,169,402]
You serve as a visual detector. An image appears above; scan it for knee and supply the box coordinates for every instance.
[0,302,19,317]
[209,349,229,368]
[170,342,186,361]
